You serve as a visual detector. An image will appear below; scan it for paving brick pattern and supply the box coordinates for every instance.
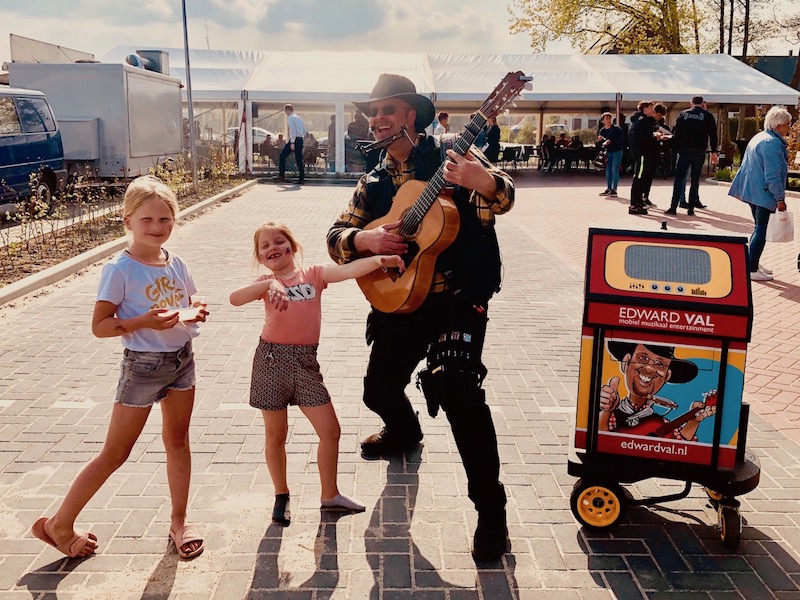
[1,174,799,599]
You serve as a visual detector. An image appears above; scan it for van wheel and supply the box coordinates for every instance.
[29,179,56,216]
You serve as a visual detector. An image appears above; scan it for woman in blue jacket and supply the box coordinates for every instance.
[728,106,792,281]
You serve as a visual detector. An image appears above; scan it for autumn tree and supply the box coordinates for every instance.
[508,0,692,54]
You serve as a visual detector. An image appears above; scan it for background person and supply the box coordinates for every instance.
[666,95,719,216]
[597,112,625,197]
[433,111,449,135]
[728,106,792,281]
[278,104,307,185]
[628,101,658,215]
[484,116,501,163]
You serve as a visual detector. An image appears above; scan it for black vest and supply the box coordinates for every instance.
[364,138,502,305]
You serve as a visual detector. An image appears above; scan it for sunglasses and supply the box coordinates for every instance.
[368,104,401,118]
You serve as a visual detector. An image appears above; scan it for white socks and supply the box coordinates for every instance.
[321,493,366,512]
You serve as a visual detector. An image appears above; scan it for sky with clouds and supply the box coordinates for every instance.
[0,0,541,64]
[1,0,797,66]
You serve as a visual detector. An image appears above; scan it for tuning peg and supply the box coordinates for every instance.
[503,108,510,115]
[509,102,517,109]
[524,82,533,91]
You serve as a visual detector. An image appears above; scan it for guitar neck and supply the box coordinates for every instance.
[653,407,701,438]
[399,114,487,237]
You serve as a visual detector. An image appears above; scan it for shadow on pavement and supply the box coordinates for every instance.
[141,542,180,599]
[364,449,519,599]
[247,523,287,595]
[574,499,800,598]
[17,555,91,598]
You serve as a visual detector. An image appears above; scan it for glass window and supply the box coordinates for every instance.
[16,97,57,133]
[0,97,23,135]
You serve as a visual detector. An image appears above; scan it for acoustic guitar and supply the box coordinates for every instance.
[356,72,532,314]
[625,389,717,438]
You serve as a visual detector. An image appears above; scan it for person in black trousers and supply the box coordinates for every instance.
[666,95,719,216]
[327,73,514,561]
[277,104,306,184]
[628,101,659,215]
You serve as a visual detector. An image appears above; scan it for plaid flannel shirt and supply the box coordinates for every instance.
[327,146,514,294]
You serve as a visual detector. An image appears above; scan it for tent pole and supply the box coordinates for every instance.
[336,102,344,174]
[181,0,199,195]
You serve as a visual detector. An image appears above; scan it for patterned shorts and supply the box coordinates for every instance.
[249,339,331,411]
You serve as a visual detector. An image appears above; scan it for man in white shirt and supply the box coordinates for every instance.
[278,104,307,184]
[433,111,449,135]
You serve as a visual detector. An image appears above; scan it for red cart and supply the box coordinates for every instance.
[568,228,760,549]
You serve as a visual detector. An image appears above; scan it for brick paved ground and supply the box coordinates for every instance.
[1,172,800,599]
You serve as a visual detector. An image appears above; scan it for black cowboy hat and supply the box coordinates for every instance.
[607,341,698,384]
[352,73,435,132]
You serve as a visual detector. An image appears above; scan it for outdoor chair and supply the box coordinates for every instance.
[500,145,520,171]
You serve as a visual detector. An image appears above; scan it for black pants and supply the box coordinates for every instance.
[669,148,707,210]
[364,292,506,517]
[279,137,304,181]
[630,153,654,208]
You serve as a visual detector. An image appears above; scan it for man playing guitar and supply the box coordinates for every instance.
[327,73,515,561]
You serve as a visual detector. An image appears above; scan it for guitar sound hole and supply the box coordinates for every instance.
[402,241,419,268]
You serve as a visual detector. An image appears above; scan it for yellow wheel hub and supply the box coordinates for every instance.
[575,485,621,528]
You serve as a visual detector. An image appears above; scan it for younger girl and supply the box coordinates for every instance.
[230,221,404,525]
[32,175,208,559]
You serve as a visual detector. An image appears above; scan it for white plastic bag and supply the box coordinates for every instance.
[766,210,794,243]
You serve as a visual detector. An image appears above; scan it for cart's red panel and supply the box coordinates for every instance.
[575,229,753,469]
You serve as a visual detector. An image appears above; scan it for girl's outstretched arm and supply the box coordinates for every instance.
[322,255,405,284]
[230,277,288,310]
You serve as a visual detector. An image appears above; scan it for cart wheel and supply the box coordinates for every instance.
[719,505,742,549]
[570,479,626,530]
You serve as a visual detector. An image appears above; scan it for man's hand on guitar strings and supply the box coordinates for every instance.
[443,149,498,198]
[359,219,408,256]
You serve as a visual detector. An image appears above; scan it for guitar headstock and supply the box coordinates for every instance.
[479,71,532,120]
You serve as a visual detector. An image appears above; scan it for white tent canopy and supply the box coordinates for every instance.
[101,48,799,110]
[99,47,800,173]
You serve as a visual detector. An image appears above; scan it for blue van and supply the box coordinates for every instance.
[0,87,67,216]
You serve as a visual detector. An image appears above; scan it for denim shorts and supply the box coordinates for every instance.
[250,340,331,411]
[115,342,196,408]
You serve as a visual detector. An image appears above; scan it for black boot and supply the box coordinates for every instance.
[472,511,509,561]
[361,417,423,455]
[272,493,291,526]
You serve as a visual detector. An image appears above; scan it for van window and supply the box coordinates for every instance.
[0,97,23,135]
[16,97,57,134]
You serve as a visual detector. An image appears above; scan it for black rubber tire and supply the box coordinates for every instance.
[719,505,742,549]
[570,479,626,531]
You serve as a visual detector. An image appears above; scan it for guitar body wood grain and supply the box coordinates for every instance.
[357,180,460,313]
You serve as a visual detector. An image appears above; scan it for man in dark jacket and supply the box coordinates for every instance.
[327,73,514,561]
[666,96,719,216]
[628,101,658,215]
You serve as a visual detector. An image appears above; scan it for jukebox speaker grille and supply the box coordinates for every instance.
[624,246,711,284]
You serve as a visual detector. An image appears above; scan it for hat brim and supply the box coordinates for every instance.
[352,92,435,132]
[607,341,698,384]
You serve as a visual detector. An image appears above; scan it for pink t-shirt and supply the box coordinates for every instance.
[259,265,328,345]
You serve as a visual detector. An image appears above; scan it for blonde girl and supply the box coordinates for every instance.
[32,175,208,559]
[230,221,404,525]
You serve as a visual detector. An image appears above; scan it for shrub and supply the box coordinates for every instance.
[714,167,733,182]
